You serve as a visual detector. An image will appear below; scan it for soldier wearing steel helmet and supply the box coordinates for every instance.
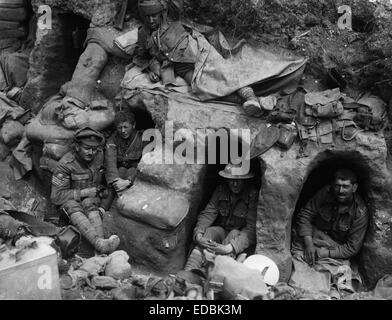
[184,163,258,271]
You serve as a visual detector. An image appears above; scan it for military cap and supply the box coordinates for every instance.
[74,127,104,147]
[219,163,255,180]
[139,0,167,16]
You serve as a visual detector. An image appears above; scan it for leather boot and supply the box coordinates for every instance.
[237,86,264,117]
[69,211,120,254]
[87,210,104,238]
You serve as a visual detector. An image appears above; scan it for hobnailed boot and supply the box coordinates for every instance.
[87,210,104,238]
[237,86,264,117]
[69,211,120,254]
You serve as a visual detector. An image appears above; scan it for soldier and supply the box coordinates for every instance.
[184,163,258,271]
[135,0,273,117]
[51,127,120,254]
[104,110,144,204]
[294,168,369,265]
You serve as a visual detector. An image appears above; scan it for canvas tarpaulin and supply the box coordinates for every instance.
[86,18,306,100]
[190,31,307,100]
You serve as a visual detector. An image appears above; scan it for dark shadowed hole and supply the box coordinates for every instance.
[352,16,376,33]
[59,13,91,72]
[132,108,156,131]
[187,134,262,254]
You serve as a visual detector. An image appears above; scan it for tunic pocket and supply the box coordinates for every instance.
[71,172,90,190]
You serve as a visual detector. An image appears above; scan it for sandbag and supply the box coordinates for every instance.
[0,27,26,39]
[68,42,109,90]
[0,141,10,160]
[0,119,24,145]
[0,0,25,8]
[55,97,115,130]
[0,38,21,51]
[91,276,118,289]
[0,20,21,30]
[39,156,58,173]
[25,116,75,143]
[105,250,132,280]
[0,7,27,21]
[208,256,269,300]
[116,180,190,230]
[79,256,109,276]
[42,140,73,161]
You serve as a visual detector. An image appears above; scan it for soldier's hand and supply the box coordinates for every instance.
[207,243,233,255]
[149,71,160,83]
[196,233,210,247]
[113,178,132,192]
[81,187,98,198]
[304,243,316,266]
[304,236,316,266]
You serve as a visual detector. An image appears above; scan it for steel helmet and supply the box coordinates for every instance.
[243,254,280,286]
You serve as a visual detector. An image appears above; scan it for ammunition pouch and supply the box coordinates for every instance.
[353,106,386,132]
[276,124,297,150]
[305,101,344,119]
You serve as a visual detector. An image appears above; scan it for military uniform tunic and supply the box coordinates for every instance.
[51,150,105,214]
[297,186,369,259]
[193,183,258,255]
[105,131,144,185]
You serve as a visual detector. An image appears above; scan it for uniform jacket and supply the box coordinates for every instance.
[193,183,258,254]
[297,186,369,259]
[105,131,144,185]
[51,150,105,206]
[136,21,198,84]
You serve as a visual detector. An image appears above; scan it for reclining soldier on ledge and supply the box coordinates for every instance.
[184,163,258,274]
[134,0,307,118]
[51,127,120,254]
[291,168,369,295]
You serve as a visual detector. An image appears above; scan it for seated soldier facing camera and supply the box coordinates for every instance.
[51,127,120,254]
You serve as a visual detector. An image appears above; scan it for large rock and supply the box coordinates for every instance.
[104,206,188,274]
[106,148,207,273]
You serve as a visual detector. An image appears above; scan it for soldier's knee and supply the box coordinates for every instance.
[227,229,241,237]
[62,200,83,216]
[82,197,100,212]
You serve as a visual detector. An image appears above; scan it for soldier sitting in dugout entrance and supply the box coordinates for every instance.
[184,163,258,273]
[293,168,369,264]
[51,127,120,254]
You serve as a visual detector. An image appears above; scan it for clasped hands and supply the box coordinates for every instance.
[195,233,233,255]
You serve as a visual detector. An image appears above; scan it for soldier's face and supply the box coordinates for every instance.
[76,143,98,163]
[146,13,161,30]
[227,179,245,195]
[117,121,135,139]
[332,178,358,204]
